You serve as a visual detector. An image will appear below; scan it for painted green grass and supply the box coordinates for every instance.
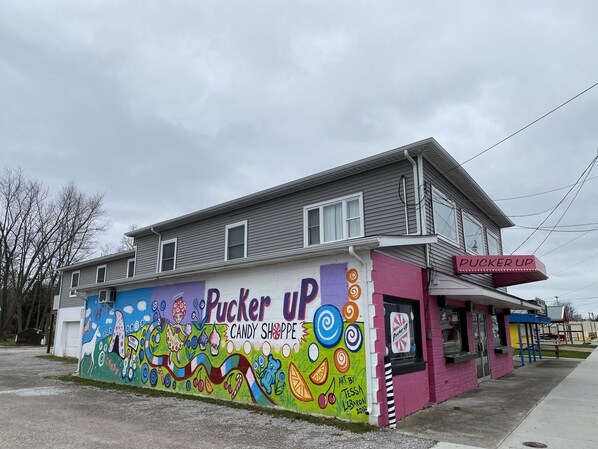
[53,374,376,433]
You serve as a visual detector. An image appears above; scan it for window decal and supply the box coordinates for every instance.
[390,312,411,353]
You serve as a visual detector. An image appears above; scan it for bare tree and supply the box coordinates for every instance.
[0,169,108,340]
[100,224,137,256]
[563,301,583,322]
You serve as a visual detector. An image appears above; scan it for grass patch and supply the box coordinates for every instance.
[562,344,597,349]
[54,374,376,433]
[38,354,78,364]
[0,337,16,347]
[524,350,590,359]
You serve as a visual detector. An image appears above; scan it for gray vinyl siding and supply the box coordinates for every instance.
[133,161,418,276]
[377,246,426,267]
[59,266,95,308]
[133,234,160,275]
[423,161,503,289]
[105,257,129,282]
[59,256,133,308]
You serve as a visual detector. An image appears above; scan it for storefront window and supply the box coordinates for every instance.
[384,296,425,374]
[492,314,507,348]
[440,307,466,354]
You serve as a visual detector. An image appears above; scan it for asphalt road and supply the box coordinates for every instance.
[0,348,433,449]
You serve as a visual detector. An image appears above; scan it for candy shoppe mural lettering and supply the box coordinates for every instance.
[78,262,369,422]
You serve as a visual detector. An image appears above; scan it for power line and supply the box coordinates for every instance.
[558,279,598,298]
[513,225,598,233]
[548,248,598,275]
[538,224,598,258]
[456,82,598,168]
[493,174,598,202]
[531,157,598,254]
[510,155,598,254]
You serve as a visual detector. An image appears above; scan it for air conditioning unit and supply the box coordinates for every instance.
[98,288,116,304]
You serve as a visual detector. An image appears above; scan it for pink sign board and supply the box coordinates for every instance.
[454,255,548,287]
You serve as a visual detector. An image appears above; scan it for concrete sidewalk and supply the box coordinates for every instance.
[497,348,598,449]
[428,349,598,449]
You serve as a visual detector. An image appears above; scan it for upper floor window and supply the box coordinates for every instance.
[304,193,364,246]
[69,271,80,297]
[462,213,484,255]
[96,265,107,283]
[160,238,177,272]
[225,221,247,260]
[432,187,459,245]
[487,231,501,255]
[127,258,135,278]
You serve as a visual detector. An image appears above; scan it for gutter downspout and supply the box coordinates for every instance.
[401,176,409,235]
[349,245,375,421]
[417,154,432,268]
[403,150,422,235]
[404,150,431,268]
[151,227,162,272]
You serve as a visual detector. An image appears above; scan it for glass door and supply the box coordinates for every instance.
[473,312,490,382]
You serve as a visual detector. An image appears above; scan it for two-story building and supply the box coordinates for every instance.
[54,138,547,427]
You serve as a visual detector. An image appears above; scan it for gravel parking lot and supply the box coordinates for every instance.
[0,348,433,449]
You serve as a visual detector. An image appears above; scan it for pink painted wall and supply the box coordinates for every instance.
[426,300,515,402]
[425,296,478,403]
[370,251,430,426]
[488,310,514,379]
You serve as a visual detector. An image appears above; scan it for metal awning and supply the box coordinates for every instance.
[453,255,548,288]
[429,272,541,311]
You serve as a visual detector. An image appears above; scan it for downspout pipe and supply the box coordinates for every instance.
[349,245,375,420]
[403,150,422,235]
[151,227,162,272]
[404,150,431,268]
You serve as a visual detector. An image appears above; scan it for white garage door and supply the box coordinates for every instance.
[64,321,81,358]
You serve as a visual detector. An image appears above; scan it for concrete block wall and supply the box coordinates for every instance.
[425,296,478,403]
[370,251,430,425]
[488,311,514,379]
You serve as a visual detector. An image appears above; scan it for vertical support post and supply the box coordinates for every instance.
[384,357,396,429]
[517,323,524,366]
[529,323,537,362]
[535,324,542,360]
[525,324,532,363]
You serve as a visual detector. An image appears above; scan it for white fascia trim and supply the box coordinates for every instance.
[429,272,541,311]
[76,234,433,292]
[377,235,437,247]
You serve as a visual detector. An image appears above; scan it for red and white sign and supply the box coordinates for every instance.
[390,312,410,353]
[454,255,548,287]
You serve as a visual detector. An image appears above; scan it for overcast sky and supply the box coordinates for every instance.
[2,1,597,315]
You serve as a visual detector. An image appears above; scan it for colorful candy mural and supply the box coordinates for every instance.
[79,262,369,422]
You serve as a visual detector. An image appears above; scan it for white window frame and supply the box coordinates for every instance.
[487,230,501,255]
[303,193,364,247]
[96,265,107,283]
[431,186,459,247]
[69,271,80,297]
[225,220,248,261]
[126,258,136,278]
[462,212,485,255]
[159,238,177,272]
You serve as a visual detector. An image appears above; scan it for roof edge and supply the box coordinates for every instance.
[127,138,438,237]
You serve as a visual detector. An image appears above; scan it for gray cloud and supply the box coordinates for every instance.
[2,1,598,313]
